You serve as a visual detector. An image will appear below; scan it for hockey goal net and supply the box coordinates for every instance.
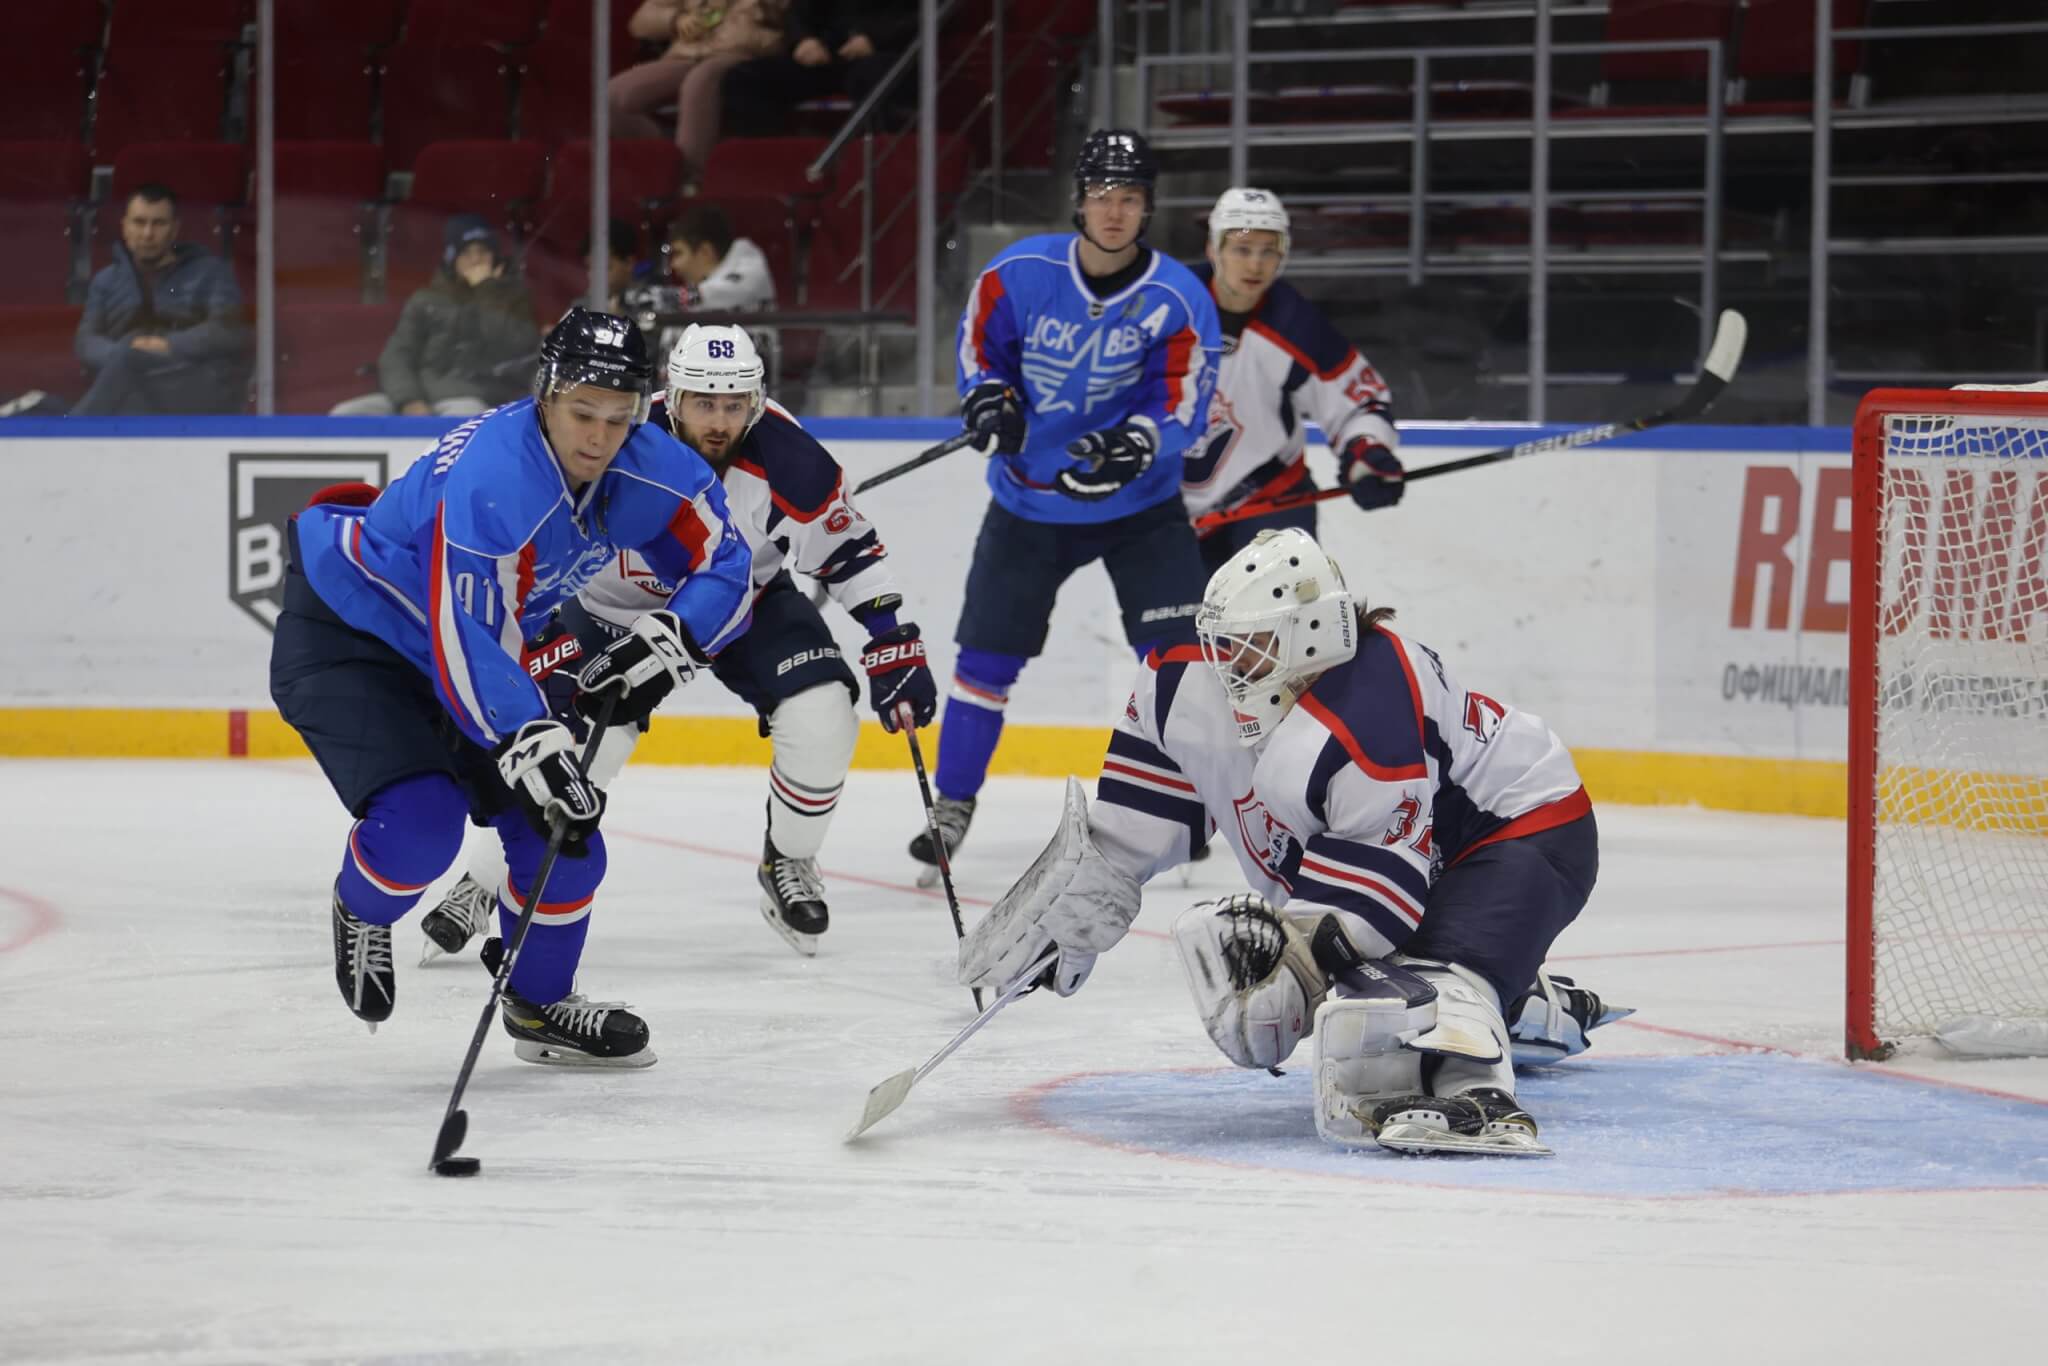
[1849,388,2048,1059]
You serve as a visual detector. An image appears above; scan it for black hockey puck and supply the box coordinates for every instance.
[433,1157,482,1178]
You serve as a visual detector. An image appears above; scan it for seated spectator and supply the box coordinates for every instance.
[331,215,541,417]
[722,0,915,135]
[584,217,651,312]
[628,205,778,354]
[71,184,250,416]
[609,1,788,185]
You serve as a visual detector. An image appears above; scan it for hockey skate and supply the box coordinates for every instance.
[500,989,655,1068]
[759,831,829,957]
[908,795,975,888]
[1365,1087,1551,1158]
[418,873,495,966]
[330,887,395,1032]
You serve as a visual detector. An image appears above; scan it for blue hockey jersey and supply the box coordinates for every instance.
[956,234,1220,525]
[295,399,753,748]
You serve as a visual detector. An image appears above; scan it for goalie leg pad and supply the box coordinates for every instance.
[1172,896,1334,1069]
[1400,959,1516,1097]
[958,777,1142,997]
[1310,991,1432,1147]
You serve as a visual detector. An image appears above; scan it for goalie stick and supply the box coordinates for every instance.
[850,428,985,496]
[1193,308,1749,535]
[900,705,983,1012]
[845,946,1058,1142]
[429,690,618,1178]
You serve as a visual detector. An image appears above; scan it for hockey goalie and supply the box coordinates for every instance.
[958,528,1626,1156]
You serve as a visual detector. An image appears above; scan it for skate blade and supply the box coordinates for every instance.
[914,863,941,890]
[758,900,821,957]
[1373,1121,1552,1158]
[511,1039,658,1069]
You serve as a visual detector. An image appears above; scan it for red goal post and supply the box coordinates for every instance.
[1848,387,2048,1060]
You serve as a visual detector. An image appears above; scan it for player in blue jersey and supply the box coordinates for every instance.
[909,128,1222,882]
[269,307,752,1067]
[1184,187,1404,574]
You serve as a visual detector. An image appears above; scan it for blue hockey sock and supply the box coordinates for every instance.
[492,811,607,1004]
[335,773,468,926]
[935,649,1025,801]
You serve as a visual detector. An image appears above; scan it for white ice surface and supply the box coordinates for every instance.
[3,760,2046,1365]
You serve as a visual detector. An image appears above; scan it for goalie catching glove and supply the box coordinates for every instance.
[574,609,705,726]
[494,719,604,856]
[957,777,1142,997]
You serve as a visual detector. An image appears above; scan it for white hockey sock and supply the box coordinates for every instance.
[765,684,859,859]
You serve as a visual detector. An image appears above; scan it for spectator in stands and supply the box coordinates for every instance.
[721,0,916,135]
[586,218,651,313]
[332,215,541,417]
[609,1,788,186]
[71,185,250,416]
[632,204,778,355]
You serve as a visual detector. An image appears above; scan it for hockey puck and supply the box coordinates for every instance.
[433,1157,482,1178]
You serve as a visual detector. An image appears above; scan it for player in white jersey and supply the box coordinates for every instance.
[420,324,937,957]
[1186,188,1405,573]
[956,528,1613,1156]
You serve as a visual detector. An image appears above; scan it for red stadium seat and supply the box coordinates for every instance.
[271,53,378,143]
[276,300,407,414]
[106,0,250,46]
[277,0,406,54]
[267,141,388,299]
[1598,0,1737,84]
[404,0,548,52]
[517,40,598,145]
[530,139,684,250]
[701,138,833,202]
[0,304,87,402]
[21,0,104,53]
[537,0,640,68]
[378,44,515,171]
[1739,0,1871,83]
[91,43,234,157]
[0,142,90,305]
[0,58,93,143]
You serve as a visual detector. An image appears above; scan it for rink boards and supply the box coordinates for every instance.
[0,415,1853,815]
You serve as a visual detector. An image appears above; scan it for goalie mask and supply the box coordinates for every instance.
[665,323,766,441]
[1195,528,1357,746]
[1207,186,1291,261]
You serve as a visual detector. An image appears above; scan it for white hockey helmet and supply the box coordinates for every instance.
[1195,528,1357,746]
[665,323,766,435]
[1208,186,1291,259]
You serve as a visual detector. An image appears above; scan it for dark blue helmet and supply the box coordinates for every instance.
[1072,129,1157,240]
[535,306,654,422]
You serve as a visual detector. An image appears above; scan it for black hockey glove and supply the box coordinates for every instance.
[859,622,937,733]
[1340,437,1405,511]
[962,382,1025,455]
[494,719,605,856]
[1057,418,1158,502]
[573,609,704,727]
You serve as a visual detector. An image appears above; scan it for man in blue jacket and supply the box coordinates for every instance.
[72,184,249,416]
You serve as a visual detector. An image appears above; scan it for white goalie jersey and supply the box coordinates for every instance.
[1092,629,1588,960]
[1182,269,1398,520]
[577,399,900,632]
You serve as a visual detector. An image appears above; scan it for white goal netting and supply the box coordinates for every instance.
[1865,401,2048,1055]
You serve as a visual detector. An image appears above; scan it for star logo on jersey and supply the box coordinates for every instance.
[227,451,387,632]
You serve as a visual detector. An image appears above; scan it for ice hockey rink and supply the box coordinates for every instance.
[2,759,2044,1365]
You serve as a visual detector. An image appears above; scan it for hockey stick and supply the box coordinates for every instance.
[845,945,1058,1142]
[1192,308,1749,535]
[849,428,984,496]
[899,705,983,1013]
[429,691,618,1177]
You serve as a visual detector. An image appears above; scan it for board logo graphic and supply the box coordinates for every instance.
[228,452,386,632]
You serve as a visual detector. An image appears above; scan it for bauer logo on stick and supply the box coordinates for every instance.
[227,452,385,632]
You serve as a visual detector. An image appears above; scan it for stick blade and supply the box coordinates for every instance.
[430,1108,468,1168]
[1703,309,1748,382]
[846,1068,918,1142]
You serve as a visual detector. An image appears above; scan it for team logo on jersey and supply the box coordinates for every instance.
[617,551,676,599]
[1232,789,1299,882]
[227,451,386,632]
[1463,691,1507,744]
[1019,307,1171,416]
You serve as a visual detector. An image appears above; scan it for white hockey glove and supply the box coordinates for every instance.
[493,719,604,856]
[1171,895,1336,1069]
[574,608,704,727]
[958,777,1142,998]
